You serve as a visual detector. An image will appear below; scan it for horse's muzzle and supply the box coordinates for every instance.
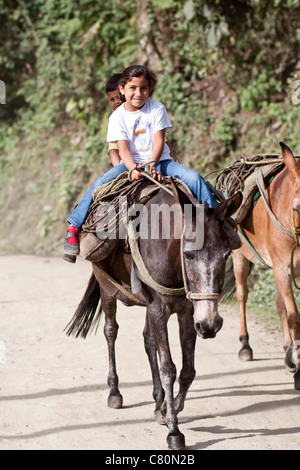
[194,315,223,339]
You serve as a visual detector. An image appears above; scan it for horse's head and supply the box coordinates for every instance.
[280,142,300,218]
[174,185,242,339]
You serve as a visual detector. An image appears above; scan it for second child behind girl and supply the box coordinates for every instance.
[64,65,217,261]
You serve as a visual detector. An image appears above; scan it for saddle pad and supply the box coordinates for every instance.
[233,162,284,223]
[79,232,119,262]
[80,176,193,262]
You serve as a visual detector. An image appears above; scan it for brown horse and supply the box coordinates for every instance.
[232,143,300,390]
[66,179,242,449]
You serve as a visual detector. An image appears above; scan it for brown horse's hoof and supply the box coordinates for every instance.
[238,346,253,362]
[108,394,123,409]
[167,432,185,450]
[294,370,300,391]
[285,347,296,371]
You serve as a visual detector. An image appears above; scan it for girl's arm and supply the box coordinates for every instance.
[150,129,165,181]
[117,140,142,180]
[116,129,166,182]
[152,129,165,163]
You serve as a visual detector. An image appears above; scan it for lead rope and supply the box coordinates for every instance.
[127,165,221,302]
[127,219,186,296]
[128,161,174,196]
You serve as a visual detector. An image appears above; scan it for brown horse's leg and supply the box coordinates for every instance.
[174,309,196,415]
[232,251,253,361]
[147,300,185,450]
[273,266,300,389]
[143,315,165,423]
[101,293,123,408]
[275,288,295,370]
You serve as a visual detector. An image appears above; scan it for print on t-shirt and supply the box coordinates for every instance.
[133,119,151,153]
[135,126,149,151]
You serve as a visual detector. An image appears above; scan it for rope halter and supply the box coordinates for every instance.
[186,292,221,301]
[180,229,221,303]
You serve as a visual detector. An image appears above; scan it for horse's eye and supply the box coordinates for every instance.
[184,251,196,260]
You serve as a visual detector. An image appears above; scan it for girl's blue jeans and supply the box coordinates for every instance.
[67,160,217,230]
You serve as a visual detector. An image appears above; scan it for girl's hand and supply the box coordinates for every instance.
[129,164,142,181]
[151,166,164,182]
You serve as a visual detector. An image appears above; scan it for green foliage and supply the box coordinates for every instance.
[214,116,237,146]
[240,71,282,113]
[0,0,299,256]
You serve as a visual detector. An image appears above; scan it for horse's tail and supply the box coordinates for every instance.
[65,273,102,339]
[221,258,236,302]
[221,258,254,302]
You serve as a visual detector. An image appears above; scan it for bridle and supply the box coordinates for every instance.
[180,229,221,302]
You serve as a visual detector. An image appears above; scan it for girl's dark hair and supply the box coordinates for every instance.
[119,65,157,93]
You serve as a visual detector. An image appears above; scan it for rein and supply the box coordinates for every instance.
[255,168,300,289]
[128,219,220,302]
[127,164,221,302]
[128,161,174,196]
[91,162,221,303]
[96,262,146,306]
[255,168,294,240]
[127,219,186,297]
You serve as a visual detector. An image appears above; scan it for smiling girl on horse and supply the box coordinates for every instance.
[64,65,217,261]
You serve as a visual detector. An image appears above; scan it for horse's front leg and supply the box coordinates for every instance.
[143,314,165,423]
[273,266,300,390]
[101,293,123,409]
[174,308,196,415]
[232,250,253,361]
[147,300,185,450]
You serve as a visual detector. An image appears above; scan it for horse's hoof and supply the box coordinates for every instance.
[167,432,185,450]
[294,370,300,391]
[285,347,296,371]
[108,394,123,409]
[238,346,253,362]
[154,410,166,425]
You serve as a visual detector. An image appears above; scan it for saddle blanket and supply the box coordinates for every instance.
[216,159,284,223]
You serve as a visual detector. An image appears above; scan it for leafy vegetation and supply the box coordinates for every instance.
[0,0,299,261]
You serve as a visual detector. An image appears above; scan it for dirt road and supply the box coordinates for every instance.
[0,254,299,450]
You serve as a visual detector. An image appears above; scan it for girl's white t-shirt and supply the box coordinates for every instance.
[106,99,173,164]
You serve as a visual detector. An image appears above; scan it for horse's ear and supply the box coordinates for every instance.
[280,142,300,186]
[214,191,243,221]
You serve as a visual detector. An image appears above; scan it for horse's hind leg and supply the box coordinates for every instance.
[275,288,294,370]
[143,315,165,423]
[101,293,123,409]
[232,251,253,361]
[174,309,196,415]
